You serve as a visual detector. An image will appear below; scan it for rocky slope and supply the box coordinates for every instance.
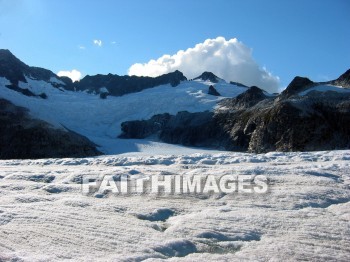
[0,98,101,159]
[0,49,73,92]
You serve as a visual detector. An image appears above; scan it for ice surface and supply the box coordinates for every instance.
[0,150,349,261]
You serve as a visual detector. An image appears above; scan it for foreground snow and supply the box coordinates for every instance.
[0,150,349,261]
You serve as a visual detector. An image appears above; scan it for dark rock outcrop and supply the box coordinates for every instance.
[75,70,187,96]
[0,99,101,159]
[208,85,221,96]
[194,72,220,83]
[246,99,350,152]
[221,86,268,110]
[120,111,231,149]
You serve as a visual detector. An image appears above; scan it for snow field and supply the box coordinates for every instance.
[0,150,349,261]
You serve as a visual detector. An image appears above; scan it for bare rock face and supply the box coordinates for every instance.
[220,96,350,153]
[120,111,231,149]
[0,99,101,159]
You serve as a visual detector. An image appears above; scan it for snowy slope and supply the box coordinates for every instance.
[0,150,349,261]
[0,77,246,154]
[299,84,350,96]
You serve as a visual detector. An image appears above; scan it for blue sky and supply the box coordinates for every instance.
[0,0,349,90]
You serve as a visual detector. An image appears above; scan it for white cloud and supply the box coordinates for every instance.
[128,37,280,93]
[57,69,82,82]
[78,45,86,50]
[93,39,102,47]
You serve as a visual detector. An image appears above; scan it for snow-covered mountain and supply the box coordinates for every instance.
[120,74,350,153]
[0,49,248,157]
[0,49,350,158]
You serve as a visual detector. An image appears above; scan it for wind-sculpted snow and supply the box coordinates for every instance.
[0,150,349,261]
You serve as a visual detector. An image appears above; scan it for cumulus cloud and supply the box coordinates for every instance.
[57,69,82,82]
[93,39,102,47]
[128,37,280,92]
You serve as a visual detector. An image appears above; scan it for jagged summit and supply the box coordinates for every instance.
[281,76,315,98]
[194,71,220,83]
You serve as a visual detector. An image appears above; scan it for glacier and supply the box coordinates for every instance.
[0,150,349,261]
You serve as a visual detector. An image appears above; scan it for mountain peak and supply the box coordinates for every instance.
[0,49,29,84]
[332,68,350,88]
[194,71,220,83]
[281,76,315,98]
[0,49,15,59]
[236,86,266,102]
[0,49,61,89]
[221,85,267,110]
[0,49,26,65]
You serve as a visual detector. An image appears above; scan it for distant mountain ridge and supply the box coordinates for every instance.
[76,70,187,96]
[0,49,260,98]
[0,49,188,98]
